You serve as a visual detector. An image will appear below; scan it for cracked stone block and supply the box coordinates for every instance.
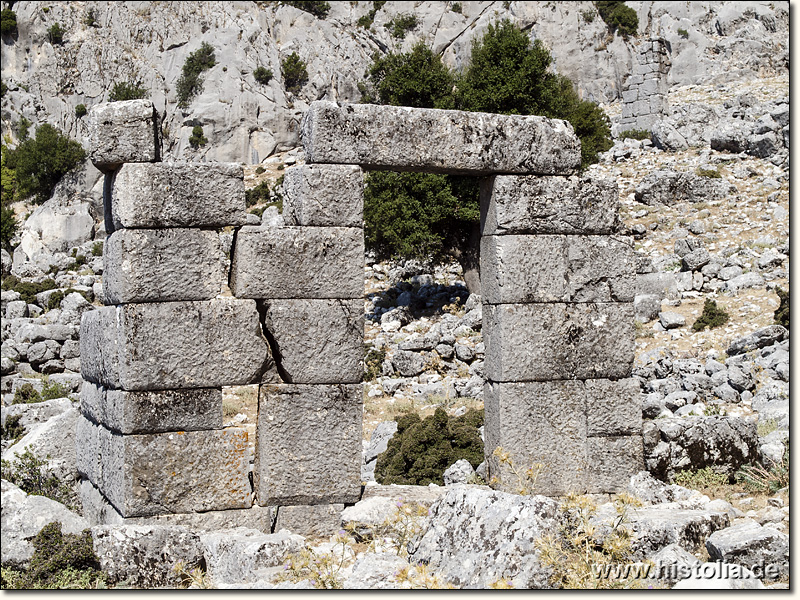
[111,162,247,228]
[77,416,252,517]
[480,175,620,235]
[80,299,271,391]
[80,381,222,434]
[302,101,580,175]
[484,303,634,382]
[273,504,344,537]
[586,436,644,494]
[103,228,225,304]
[481,235,635,304]
[263,299,363,384]
[255,384,362,506]
[88,100,159,171]
[230,226,363,299]
[283,164,364,227]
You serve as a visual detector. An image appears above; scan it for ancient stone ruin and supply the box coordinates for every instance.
[620,38,671,132]
[76,98,640,528]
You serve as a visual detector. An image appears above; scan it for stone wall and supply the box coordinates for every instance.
[620,39,671,132]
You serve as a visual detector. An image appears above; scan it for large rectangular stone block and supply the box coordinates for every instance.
[480,175,620,235]
[80,299,271,390]
[255,384,362,506]
[103,228,225,304]
[483,303,634,382]
[89,100,159,171]
[585,378,642,437]
[480,235,635,304]
[302,101,580,175]
[586,436,644,493]
[230,226,364,299]
[283,164,364,227]
[80,381,223,434]
[263,299,363,384]
[274,504,344,538]
[111,162,247,229]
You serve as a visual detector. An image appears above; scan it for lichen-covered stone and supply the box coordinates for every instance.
[302,101,580,175]
[273,504,345,538]
[88,100,160,171]
[481,235,635,304]
[480,176,620,235]
[484,303,634,382]
[263,299,363,384]
[586,436,644,494]
[111,162,247,228]
[282,164,364,227]
[103,228,225,304]
[80,299,270,390]
[255,384,362,506]
[230,226,364,299]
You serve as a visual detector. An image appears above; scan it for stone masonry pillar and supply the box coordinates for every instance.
[620,38,671,132]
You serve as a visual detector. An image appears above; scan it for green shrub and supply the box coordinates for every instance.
[696,167,722,178]
[677,27,689,39]
[364,345,387,381]
[673,466,729,489]
[10,278,57,304]
[1,80,7,97]
[253,66,273,85]
[736,442,789,494]
[188,125,208,149]
[109,80,148,101]
[41,380,72,401]
[3,124,86,204]
[255,165,266,175]
[774,286,788,329]
[245,178,283,213]
[47,290,64,310]
[692,299,729,331]
[580,9,595,23]
[357,0,386,28]
[618,128,650,141]
[84,8,98,27]
[2,414,25,443]
[375,407,484,485]
[176,42,216,108]
[13,383,43,405]
[74,104,87,118]
[1,449,78,509]
[47,23,65,45]
[594,1,638,38]
[1,8,17,35]
[280,1,330,18]
[281,52,308,94]
[91,241,103,256]
[385,13,418,39]
[451,2,462,13]
[1,201,17,251]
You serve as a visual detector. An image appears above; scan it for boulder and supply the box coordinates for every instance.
[705,521,788,581]
[634,171,735,206]
[443,459,475,485]
[340,495,400,540]
[344,552,408,589]
[88,100,160,171]
[727,325,788,356]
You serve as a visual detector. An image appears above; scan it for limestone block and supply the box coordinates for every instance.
[480,235,635,304]
[586,436,644,493]
[103,228,225,304]
[302,101,580,175]
[480,175,620,236]
[255,384,362,506]
[585,378,642,436]
[111,162,247,229]
[81,420,252,517]
[80,299,270,390]
[274,504,345,537]
[88,100,159,171]
[283,164,364,227]
[230,226,363,299]
[263,299,363,384]
[483,303,634,382]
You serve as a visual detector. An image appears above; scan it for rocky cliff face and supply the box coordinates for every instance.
[0,1,788,165]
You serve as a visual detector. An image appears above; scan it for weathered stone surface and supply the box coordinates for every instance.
[484,303,634,382]
[111,162,247,228]
[0,397,74,436]
[671,562,767,589]
[361,484,450,506]
[230,226,364,299]
[92,524,204,588]
[263,299,363,384]
[586,436,644,494]
[585,378,643,437]
[481,235,635,304]
[255,384,362,506]
[282,164,364,227]
[705,521,788,581]
[480,175,620,235]
[443,459,476,485]
[409,486,559,588]
[727,325,788,356]
[80,381,222,434]
[302,101,580,175]
[339,496,399,539]
[80,299,270,390]
[77,417,252,517]
[634,170,736,206]
[103,228,225,304]
[273,504,345,538]
[344,553,408,589]
[89,100,159,171]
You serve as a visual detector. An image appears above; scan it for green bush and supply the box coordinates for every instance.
[13,383,43,405]
[1,201,17,251]
[451,2,462,13]
[188,125,208,149]
[580,9,595,23]
[774,286,789,329]
[91,241,103,256]
[109,80,148,101]
[692,299,730,331]
[375,407,484,485]
[281,52,308,94]
[677,27,689,39]
[385,13,418,39]
[618,128,650,141]
[1,80,7,97]
[1,449,78,509]
[696,167,722,178]
[1,413,25,443]
[47,23,65,45]
[594,1,638,38]
[736,441,789,494]
[74,104,87,118]
[84,8,98,27]
[176,42,216,108]
[41,380,72,401]
[280,1,330,18]
[253,66,273,85]
[9,278,57,304]
[245,178,283,212]
[364,345,387,381]
[1,8,17,35]
[47,290,65,310]
[3,124,86,204]
[357,0,386,28]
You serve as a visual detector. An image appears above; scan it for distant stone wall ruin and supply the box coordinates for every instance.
[77,99,641,529]
[620,38,671,132]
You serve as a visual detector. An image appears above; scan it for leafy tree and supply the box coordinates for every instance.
[385,13,418,39]
[176,42,216,108]
[280,1,330,18]
[1,8,17,35]
[47,23,65,45]
[74,104,87,118]
[281,52,308,94]
[253,66,273,85]
[109,80,148,101]
[4,124,86,204]
[595,1,638,38]
[188,125,207,148]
